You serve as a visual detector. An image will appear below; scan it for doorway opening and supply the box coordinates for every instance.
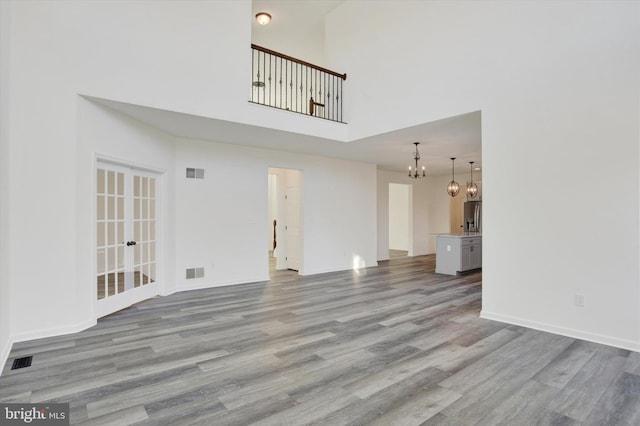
[268,167,303,275]
[389,183,412,259]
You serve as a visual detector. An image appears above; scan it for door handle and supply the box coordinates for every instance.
[126,241,137,246]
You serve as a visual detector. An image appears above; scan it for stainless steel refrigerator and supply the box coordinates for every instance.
[464,201,482,233]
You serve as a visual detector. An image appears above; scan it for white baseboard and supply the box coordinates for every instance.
[1,319,97,377]
[11,319,97,345]
[178,274,270,292]
[480,310,640,353]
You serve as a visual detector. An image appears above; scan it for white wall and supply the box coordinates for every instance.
[0,0,13,367]
[332,1,640,350]
[175,137,377,291]
[388,183,410,251]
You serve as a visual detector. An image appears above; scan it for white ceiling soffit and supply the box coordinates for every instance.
[85,96,481,175]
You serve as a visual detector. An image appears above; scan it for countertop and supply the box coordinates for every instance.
[433,233,482,238]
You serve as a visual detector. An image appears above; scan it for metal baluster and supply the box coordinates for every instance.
[279,56,283,109]
[268,53,272,107]
[251,48,254,103]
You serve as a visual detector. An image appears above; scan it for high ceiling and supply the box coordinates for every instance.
[248,0,481,175]
[87,1,481,176]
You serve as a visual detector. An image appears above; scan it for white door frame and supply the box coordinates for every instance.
[268,167,303,274]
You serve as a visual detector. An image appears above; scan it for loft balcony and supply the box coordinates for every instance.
[250,44,347,124]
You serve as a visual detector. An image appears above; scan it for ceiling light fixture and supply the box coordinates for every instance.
[408,142,426,179]
[467,161,478,198]
[447,158,460,197]
[255,12,271,25]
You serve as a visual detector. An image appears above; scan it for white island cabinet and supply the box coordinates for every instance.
[435,234,482,275]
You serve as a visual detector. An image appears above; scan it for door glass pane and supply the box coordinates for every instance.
[117,172,124,196]
[107,197,115,220]
[97,169,105,194]
[107,171,115,195]
[97,250,105,274]
[142,177,148,197]
[107,272,116,296]
[107,222,115,245]
[107,247,115,272]
[149,178,156,198]
[97,222,105,247]
[97,274,106,299]
[117,246,125,269]
[117,222,124,245]
[134,244,141,265]
[117,196,124,219]
[134,267,141,287]
[134,221,141,242]
[134,176,140,197]
[97,197,105,220]
[134,198,140,219]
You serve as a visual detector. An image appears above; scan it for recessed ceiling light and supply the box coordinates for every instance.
[256,12,271,25]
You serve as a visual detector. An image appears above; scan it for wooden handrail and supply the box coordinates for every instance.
[251,44,347,80]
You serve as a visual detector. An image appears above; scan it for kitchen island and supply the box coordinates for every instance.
[435,233,482,275]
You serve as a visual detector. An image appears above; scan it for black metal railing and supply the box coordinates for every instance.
[250,44,347,123]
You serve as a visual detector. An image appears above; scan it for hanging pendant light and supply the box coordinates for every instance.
[467,161,478,198]
[447,157,460,197]
[408,142,426,179]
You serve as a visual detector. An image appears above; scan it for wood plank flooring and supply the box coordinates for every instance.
[2,254,640,425]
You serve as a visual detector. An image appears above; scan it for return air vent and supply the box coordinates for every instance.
[186,168,205,179]
[186,267,205,279]
[11,356,33,370]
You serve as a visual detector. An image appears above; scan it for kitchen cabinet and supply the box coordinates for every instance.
[435,234,482,275]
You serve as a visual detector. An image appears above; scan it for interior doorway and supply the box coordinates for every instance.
[96,160,160,318]
[268,167,303,274]
[389,183,411,258]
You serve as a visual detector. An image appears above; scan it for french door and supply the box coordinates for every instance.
[96,161,159,317]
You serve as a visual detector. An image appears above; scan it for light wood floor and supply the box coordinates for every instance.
[2,255,640,425]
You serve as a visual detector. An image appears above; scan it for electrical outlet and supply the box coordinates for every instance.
[574,294,585,307]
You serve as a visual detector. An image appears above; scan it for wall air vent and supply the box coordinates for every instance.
[186,267,205,279]
[11,356,33,370]
[186,168,205,179]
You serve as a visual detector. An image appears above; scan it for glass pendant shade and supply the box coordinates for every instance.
[447,181,460,197]
[447,157,459,196]
[467,182,478,198]
[467,161,478,198]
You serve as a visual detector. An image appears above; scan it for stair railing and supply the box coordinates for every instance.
[250,44,347,123]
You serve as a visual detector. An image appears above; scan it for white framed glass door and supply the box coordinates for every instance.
[96,161,159,317]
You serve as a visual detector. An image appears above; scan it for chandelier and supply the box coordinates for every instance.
[408,142,426,179]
